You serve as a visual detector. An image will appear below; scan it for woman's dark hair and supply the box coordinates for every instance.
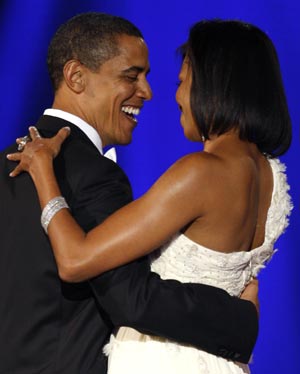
[47,12,143,91]
[180,19,291,156]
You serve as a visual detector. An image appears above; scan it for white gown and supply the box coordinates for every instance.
[104,158,292,374]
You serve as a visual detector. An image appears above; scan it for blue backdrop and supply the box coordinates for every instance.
[1,1,299,373]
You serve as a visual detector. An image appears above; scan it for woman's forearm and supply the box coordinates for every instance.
[29,157,89,281]
[30,156,61,208]
[8,128,201,283]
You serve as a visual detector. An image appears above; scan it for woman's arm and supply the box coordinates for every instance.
[8,127,208,282]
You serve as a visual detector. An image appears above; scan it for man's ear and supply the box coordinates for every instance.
[63,60,85,93]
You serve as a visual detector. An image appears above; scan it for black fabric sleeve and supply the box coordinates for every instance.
[61,149,258,364]
[89,256,258,364]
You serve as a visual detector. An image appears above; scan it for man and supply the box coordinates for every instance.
[0,12,258,373]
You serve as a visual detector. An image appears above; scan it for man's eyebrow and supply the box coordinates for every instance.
[122,66,151,75]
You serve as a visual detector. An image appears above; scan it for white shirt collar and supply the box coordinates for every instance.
[43,108,103,154]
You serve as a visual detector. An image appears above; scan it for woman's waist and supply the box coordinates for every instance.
[116,326,167,343]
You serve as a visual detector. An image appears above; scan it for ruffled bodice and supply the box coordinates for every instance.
[104,158,292,374]
[151,158,293,297]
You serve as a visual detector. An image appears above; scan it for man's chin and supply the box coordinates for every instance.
[115,134,133,146]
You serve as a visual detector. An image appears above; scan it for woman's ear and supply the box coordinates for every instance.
[63,60,85,93]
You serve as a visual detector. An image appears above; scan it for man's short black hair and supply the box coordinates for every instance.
[47,12,143,91]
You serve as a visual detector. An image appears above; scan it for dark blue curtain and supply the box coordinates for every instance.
[1,1,299,373]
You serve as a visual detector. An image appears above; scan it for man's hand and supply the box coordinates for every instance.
[240,279,259,316]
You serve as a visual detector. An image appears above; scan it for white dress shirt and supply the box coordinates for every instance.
[43,108,116,162]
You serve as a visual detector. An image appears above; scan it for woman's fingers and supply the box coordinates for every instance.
[7,126,71,178]
[7,150,31,177]
[29,126,41,140]
[6,152,21,161]
[16,135,31,151]
[28,126,70,155]
[48,127,71,157]
[9,164,23,177]
[7,152,25,177]
[54,127,71,147]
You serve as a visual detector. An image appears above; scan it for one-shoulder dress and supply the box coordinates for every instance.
[104,158,292,374]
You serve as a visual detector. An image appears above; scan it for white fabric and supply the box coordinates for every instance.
[106,332,250,374]
[103,147,117,162]
[104,157,292,374]
[43,109,117,162]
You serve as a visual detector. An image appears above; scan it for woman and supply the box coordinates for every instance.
[8,20,292,374]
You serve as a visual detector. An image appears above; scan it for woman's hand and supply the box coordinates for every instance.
[7,126,70,177]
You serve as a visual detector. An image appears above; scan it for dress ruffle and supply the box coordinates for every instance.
[150,157,293,296]
[104,157,292,374]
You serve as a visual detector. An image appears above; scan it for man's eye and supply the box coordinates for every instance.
[126,75,138,82]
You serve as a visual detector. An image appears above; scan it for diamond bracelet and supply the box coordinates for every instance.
[41,196,69,234]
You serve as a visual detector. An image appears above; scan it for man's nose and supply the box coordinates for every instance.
[137,78,152,101]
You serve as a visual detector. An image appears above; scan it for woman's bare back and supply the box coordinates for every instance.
[183,133,274,254]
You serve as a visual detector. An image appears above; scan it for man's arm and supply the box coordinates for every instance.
[62,151,258,364]
[90,255,258,364]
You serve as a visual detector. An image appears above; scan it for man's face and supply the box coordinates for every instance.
[81,34,152,147]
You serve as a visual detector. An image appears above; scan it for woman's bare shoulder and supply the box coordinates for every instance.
[167,151,222,180]
[148,151,224,205]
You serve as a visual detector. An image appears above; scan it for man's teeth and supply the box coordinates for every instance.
[121,106,140,116]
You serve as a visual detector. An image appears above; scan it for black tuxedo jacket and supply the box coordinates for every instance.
[0,115,258,373]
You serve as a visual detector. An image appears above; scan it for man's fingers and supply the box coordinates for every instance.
[247,278,259,289]
[240,278,259,316]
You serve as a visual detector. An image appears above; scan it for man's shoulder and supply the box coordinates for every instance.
[55,138,132,198]
[59,138,124,177]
